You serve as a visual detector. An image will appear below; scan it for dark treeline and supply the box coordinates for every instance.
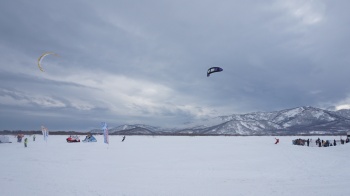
[0,130,348,136]
[0,130,87,135]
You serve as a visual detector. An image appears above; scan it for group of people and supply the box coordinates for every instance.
[16,134,36,147]
[293,137,349,147]
[315,138,337,147]
[293,138,310,146]
[340,138,350,144]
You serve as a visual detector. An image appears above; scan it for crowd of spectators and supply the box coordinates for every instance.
[292,137,349,147]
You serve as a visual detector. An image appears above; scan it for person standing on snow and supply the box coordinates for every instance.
[17,134,23,142]
[24,138,28,148]
[275,138,279,144]
[33,135,36,141]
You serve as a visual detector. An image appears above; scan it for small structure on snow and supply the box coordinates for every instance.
[83,135,97,142]
[0,135,11,143]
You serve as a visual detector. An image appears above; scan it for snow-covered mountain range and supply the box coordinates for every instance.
[92,106,350,135]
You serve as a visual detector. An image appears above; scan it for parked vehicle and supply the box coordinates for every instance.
[66,135,80,143]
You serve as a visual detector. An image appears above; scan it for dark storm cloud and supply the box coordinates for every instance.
[1,0,350,130]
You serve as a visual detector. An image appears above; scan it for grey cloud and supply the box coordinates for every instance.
[1,0,350,130]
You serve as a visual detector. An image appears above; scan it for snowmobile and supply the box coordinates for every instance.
[66,135,80,143]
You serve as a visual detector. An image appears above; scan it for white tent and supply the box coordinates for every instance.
[0,135,11,143]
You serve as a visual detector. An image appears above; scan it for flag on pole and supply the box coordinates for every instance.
[101,122,109,144]
[41,125,49,141]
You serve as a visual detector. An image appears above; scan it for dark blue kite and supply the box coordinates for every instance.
[207,67,223,77]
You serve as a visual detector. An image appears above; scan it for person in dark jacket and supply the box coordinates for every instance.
[333,139,337,146]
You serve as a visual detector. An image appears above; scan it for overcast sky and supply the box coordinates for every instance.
[1,0,350,131]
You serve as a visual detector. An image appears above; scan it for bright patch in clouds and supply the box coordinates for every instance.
[336,104,350,110]
[278,0,326,25]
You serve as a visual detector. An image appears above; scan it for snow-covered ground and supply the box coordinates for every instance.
[0,135,349,196]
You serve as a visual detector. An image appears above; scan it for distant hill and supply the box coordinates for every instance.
[88,106,350,136]
[2,106,350,136]
[176,106,350,135]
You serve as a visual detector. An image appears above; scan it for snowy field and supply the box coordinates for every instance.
[1,135,349,196]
